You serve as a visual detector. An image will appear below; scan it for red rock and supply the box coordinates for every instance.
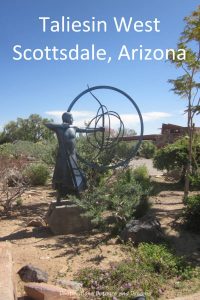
[0,242,16,300]
[24,282,79,300]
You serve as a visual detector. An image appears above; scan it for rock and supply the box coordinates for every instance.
[24,282,79,300]
[0,242,17,300]
[18,264,48,283]
[56,279,82,291]
[120,215,164,244]
[27,217,46,227]
[46,200,92,235]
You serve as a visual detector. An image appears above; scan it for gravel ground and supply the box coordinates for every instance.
[129,158,164,177]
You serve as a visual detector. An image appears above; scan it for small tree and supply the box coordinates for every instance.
[154,135,200,186]
[0,114,55,144]
[168,6,200,198]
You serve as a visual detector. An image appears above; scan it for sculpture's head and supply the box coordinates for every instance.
[62,112,73,125]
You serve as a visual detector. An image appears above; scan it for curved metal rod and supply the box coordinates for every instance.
[67,86,144,170]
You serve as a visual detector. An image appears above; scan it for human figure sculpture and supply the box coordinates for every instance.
[45,112,104,203]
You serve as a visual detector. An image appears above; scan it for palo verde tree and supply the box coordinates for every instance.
[168,6,200,198]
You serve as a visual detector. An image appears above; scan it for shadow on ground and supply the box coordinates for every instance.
[151,180,183,195]
[150,188,200,266]
[1,202,49,222]
[35,231,112,259]
[0,227,52,243]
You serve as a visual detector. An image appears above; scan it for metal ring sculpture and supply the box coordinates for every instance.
[67,86,144,170]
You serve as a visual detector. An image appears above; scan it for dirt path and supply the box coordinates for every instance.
[130,158,164,177]
[150,188,200,299]
[0,187,125,298]
[151,190,200,264]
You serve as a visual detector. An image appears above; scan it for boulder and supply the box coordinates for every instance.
[46,200,92,235]
[120,215,164,244]
[27,217,46,227]
[18,264,48,283]
[24,282,79,300]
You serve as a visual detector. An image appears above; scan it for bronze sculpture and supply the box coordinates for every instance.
[45,112,104,203]
[46,86,144,205]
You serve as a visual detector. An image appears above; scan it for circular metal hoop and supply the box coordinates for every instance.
[67,85,144,170]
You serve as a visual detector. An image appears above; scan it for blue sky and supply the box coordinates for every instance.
[0,0,199,134]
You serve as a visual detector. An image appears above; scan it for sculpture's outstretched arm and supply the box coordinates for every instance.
[45,123,58,131]
[76,127,105,133]
[45,123,68,131]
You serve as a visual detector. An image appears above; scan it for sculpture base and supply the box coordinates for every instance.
[46,200,92,235]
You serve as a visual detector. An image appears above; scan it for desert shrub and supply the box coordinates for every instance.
[76,135,137,171]
[189,173,200,189]
[0,156,28,214]
[0,140,57,165]
[77,243,197,299]
[153,136,200,184]
[153,138,188,174]
[132,165,150,188]
[115,141,137,160]
[139,141,157,158]
[23,163,49,186]
[15,197,23,206]
[112,167,151,221]
[184,194,200,231]
[74,167,151,232]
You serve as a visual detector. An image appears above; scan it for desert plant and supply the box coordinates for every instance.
[23,163,50,186]
[76,134,137,173]
[184,194,200,231]
[132,165,150,189]
[77,243,197,299]
[153,138,188,176]
[74,167,151,232]
[154,136,200,185]
[0,156,28,215]
[139,141,157,159]
[0,140,57,165]
[168,6,200,198]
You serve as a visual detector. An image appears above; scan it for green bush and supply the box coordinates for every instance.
[132,165,149,184]
[115,141,137,160]
[76,135,137,171]
[153,136,200,184]
[0,140,57,165]
[153,138,188,174]
[77,243,197,299]
[189,173,200,189]
[23,163,50,186]
[139,141,157,159]
[184,194,200,231]
[74,167,151,232]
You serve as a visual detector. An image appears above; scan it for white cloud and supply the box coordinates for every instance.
[45,111,63,118]
[143,112,172,121]
[45,110,172,129]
